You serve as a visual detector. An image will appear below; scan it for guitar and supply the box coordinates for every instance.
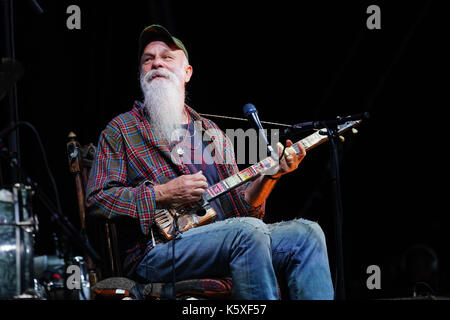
[154,119,361,241]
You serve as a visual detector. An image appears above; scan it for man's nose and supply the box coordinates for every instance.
[151,56,166,69]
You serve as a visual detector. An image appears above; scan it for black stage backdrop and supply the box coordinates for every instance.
[1,0,449,300]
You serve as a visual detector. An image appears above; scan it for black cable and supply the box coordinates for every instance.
[172,234,176,300]
[7,121,63,216]
[171,214,180,300]
[26,0,44,14]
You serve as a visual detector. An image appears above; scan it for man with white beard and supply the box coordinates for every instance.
[86,25,334,300]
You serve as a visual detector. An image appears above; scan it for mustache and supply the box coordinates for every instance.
[142,68,177,84]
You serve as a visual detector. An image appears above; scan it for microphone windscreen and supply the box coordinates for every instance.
[243,103,257,117]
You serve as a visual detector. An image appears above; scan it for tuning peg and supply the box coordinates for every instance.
[351,128,358,134]
[339,136,345,142]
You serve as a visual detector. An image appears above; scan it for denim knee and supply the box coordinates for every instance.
[294,219,328,253]
[228,217,271,248]
[273,219,327,250]
[304,220,327,248]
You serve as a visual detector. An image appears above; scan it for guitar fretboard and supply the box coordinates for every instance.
[203,157,274,201]
[203,128,331,202]
[203,119,361,202]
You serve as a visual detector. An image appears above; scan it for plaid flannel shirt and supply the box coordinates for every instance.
[86,101,265,273]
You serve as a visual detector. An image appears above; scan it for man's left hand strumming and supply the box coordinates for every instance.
[272,139,307,179]
[245,139,306,207]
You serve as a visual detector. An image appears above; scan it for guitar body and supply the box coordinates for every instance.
[154,205,218,241]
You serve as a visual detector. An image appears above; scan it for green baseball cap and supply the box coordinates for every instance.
[138,24,189,62]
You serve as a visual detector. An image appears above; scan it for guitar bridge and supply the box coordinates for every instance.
[154,209,173,230]
[153,201,217,241]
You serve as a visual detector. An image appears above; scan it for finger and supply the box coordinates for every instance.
[278,156,288,168]
[191,180,209,189]
[191,171,207,182]
[286,139,293,147]
[190,188,206,197]
[185,175,208,187]
[285,147,299,163]
[284,146,296,157]
[276,142,284,158]
[285,154,295,164]
[296,142,306,158]
[285,155,298,169]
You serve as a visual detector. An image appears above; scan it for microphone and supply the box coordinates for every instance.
[243,103,275,158]
[243,103,263,131]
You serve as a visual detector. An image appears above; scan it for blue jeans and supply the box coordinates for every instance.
[135,217,334,300]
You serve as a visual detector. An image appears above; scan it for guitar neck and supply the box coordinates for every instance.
[203,129,330,202]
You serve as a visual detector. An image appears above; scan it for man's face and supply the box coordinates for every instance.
[140,40,192,86]
[139,40,193,142]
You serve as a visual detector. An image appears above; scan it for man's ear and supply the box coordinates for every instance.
[184,65,193,84]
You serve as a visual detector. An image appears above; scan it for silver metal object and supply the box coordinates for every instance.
[0,185,37,299]
[72,256,91,300]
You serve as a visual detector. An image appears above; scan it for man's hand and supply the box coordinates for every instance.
[244,140,306,207]
[154,171,208,209]
[271,139,306,179]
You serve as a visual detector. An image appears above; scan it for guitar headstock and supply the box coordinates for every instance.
[337,120,362,134]
[317,120,362,142]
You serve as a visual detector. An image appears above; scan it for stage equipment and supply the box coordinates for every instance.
[0,184,38,298]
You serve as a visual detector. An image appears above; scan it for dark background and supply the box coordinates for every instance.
[1,0,449,299]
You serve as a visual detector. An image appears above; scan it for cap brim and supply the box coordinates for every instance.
[138,24,188,61]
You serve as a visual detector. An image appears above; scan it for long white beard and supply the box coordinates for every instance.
[140,68,185,143]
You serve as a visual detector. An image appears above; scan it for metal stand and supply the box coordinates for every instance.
[322,124,346,300]
[0,0,43,181]
[284,112,369,300]
[1,0,21,183]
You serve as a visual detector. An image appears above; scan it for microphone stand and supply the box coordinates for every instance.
[323,122,346,301]
[283,112,368,301]
[282,112,368,135]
